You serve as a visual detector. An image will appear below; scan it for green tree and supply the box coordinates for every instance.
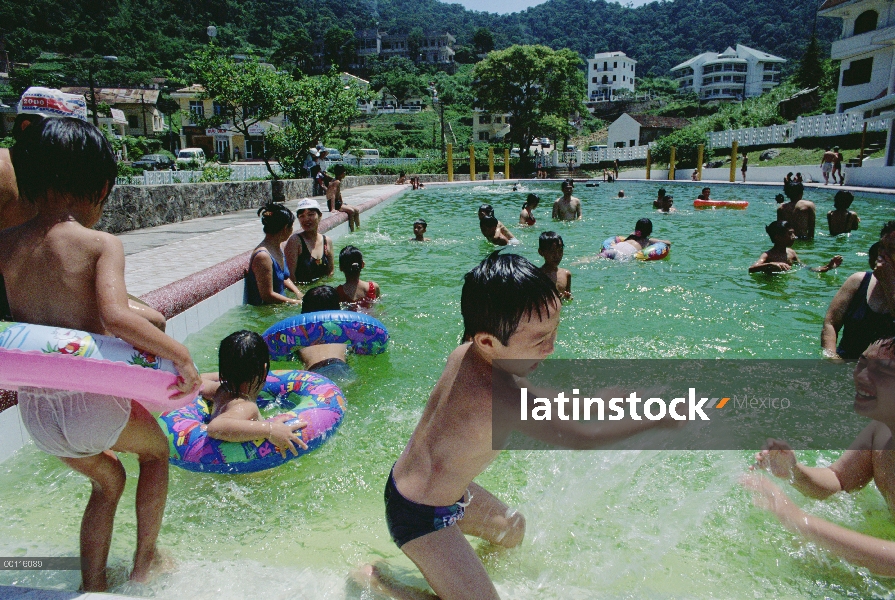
[270,28,315,76]
[795,34,824,90]
[323,26,356,72]
[650,126,709,168]
[371,57,422,106]
[472,45,585,160]
[472,28,494,55]
[407,27,425,63]
[191,45,296,181]
[266,69,365,178]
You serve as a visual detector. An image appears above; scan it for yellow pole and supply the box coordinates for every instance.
[645,148,651,180]
[504,148,510,180]
[668,146,676,181]
[469,145,476,182]
[697,144,704,181]
[729,141,738,183]
[488,147,494,180]
[447,143,453,182]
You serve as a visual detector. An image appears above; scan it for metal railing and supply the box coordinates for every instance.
[708,113,891,148]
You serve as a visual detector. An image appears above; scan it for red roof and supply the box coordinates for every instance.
[629,114,691,129]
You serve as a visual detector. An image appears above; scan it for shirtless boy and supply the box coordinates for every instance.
[821,147,837,185]
[744,337,895,576]
[478,204,515,245]
[0,117,200,591]
[538,231,572,300]
[827,190,860,236]
[357,253,668,599]
[777,183,817,240]
[552,179,581,221]
[411,218,431,242]
[749,220,842,274]
[697,187,711,201]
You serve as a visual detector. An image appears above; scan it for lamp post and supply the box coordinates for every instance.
[429,83,445,159]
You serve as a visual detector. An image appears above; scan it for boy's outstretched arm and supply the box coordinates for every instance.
[94,234,201,399]
[810,255,843,273]
[742,474,895,577]
[749,253,789,273]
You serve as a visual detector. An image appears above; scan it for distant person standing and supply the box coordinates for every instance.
[740,152,748,183]
[827,190,860,236]
[832,146,845,185]
[613,158,620,180]
[821,147,837,185]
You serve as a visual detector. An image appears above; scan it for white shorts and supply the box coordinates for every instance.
[18,387,131,458]
[822,162,833,174]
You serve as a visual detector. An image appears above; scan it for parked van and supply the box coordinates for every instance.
[175,147,207,169]
[588,144,608,152]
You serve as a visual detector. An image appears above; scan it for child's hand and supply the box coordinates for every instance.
[828,255,843,269]
[773,262,792,271]
[740,473,803,528]
[751,438,797,479]
[168,361,202,401]
[267,419,308,458]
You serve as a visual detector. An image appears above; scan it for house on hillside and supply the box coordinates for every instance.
[170,84,288,161]
[607,113,690,148]
[316,30,455,71]
[820,0,895,172]
[472,110,510,142]
[586,51,636,103]
[671,45,785,101]
[61,87,165,137]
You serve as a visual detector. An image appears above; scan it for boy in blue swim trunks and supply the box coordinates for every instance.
[356,252,670,599]
[297,285,356,384]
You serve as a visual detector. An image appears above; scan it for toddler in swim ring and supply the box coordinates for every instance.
[205,330,306,457]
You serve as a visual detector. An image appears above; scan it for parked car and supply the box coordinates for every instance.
[539,137,551,148]
[175,147,207,169]
[510,148,521,158]
[323,147,343,161]
[588,144,608,152]
[344,148,380,164]
[131,154,175,171]
[565,145,578,153]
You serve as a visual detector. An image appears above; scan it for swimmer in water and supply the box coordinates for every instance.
[478,204,516,245]
[749,220,842,273]
[519,194,540,226]
[602,218,671,260]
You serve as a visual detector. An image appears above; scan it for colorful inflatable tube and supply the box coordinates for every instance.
[601,236,669,261]
[693,199,749,209]
[263,310,389,361]
[0,321,189,412]
[157,370,346,474]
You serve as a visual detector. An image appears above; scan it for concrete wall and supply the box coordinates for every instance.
[844,165,895,187]
[96,174,472,234]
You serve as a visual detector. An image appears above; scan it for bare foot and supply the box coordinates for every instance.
[130,547,175,584]
[349,563,436,600]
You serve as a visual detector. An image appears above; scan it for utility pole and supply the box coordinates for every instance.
[140,91,148,136]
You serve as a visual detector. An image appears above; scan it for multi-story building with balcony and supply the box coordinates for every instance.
[820,0,895,169]
[472,110,510,143]
[586,51,636,102]
[316,30,455,70]
[670,45,786,101]
[61,87,165,137]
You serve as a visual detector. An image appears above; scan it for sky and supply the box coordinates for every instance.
[445,0,653,14]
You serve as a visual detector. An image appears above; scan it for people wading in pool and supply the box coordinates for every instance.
[245,204,303,306]
[285,198,334,284]
[602,218,671,260]
[336,245,381,310]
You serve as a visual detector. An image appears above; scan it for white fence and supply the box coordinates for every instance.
[117,162,284,186]
[708,113,892,148]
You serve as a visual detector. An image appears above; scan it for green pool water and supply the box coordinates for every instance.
[3,181,895,598]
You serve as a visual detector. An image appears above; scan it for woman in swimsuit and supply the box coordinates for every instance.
[336,245,381,310]
[519,193,540,226]
[823,241,895,359]
[245,204,302,305]
[285,198,335,285]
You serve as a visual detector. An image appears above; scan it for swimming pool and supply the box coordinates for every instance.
[2,180,895,598]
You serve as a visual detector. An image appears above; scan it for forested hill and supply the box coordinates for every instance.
[1,0,838,80]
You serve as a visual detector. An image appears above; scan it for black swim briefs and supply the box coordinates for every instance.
[384,467,468,548]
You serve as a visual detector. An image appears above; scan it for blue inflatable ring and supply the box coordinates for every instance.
[157,370,346,474]
[263,310,389,361]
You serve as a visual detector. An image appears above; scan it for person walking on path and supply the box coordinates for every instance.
[741,152,748,183]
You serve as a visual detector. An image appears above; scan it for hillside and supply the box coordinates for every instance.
[0,0,838,82]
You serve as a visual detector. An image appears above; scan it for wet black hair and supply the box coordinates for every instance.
[774,193,785,204]
[833,190,855,210]
[524,193,540,208]
[869,242,880,268]
[12,117,117,205]
[461,252,559,345]
[413,218,427,228]
[301,285,340,313]
[539,231,564,252]
[784,182,804,201]
[339,245,364,275]
[218,330,270,397]
[766,220,793,240]
[333,164,347,177]
[478,204,494,217]
[481,214,498,228]
[11,113,45,143]
[657,188,666,197]
[257,203,294,234]
[881,221,895,238]
[628,218,653,239]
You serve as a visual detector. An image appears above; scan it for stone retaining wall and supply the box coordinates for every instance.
[96,174,490,234]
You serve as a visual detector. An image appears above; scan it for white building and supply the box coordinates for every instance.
[671,44,786,101]
[820,0,895,172]
[607,113,690,148]
[586,51,636,102]
[472,110,510,142]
